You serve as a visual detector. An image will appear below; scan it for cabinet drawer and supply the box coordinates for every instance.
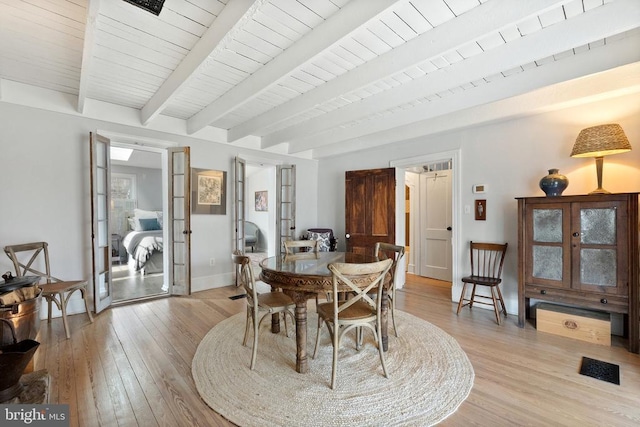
[524,285,628,314]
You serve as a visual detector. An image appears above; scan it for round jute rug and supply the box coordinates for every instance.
[192,310,474,426]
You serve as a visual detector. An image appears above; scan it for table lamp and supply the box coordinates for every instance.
[570,123,632,194]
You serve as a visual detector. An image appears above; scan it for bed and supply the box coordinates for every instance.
[123,230,163,274]
[123,209,164,274]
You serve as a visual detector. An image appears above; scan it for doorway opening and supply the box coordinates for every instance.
[391,150,461,301]
[244,163,277,271]
[109,145,168,303]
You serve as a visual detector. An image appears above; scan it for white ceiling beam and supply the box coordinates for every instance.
[308,39,640,159]
[140,0,259,126]
[186,0,400,135]
[270,0,639,150]
[229,0,569,142]
[77,0,101,114]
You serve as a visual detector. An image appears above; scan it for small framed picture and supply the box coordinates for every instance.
[255,191,268,212]
[475,199,486,221]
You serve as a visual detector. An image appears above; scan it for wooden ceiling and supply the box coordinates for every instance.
[1,0,638,158]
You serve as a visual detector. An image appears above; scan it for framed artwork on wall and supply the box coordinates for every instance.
[255,190,268,212]
[191,168,227,215]
[475,199,486,221]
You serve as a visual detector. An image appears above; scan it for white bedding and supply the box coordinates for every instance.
[123,230,163,272]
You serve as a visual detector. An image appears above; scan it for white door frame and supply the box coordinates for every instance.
[390,149,461,301]
[97,130,180,297]
[234,154,285,257]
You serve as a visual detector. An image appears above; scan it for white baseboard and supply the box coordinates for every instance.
[191,272,234,293]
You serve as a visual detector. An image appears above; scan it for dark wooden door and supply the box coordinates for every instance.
[345,168,395,256]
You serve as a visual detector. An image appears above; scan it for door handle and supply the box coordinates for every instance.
[446,226,452,231]
[345,233,350,239]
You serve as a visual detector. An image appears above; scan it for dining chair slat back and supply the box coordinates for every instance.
[374,242,405,337]
[312,258,393,389]
[231,252,295,370]
[283,239,319,254]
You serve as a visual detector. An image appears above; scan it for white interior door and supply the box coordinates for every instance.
[168,147,191,295]
[90,132,112,313]
[276,165,295,253]
[420,170,452,281]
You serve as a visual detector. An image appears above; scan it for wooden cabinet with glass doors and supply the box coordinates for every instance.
[516,193,639,353]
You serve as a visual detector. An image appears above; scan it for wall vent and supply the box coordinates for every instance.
[122,0,165,15]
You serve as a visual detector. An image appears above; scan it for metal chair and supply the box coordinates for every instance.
[374,242,405,337]
[313,258,393,389]
[456,241,508,325]
[4,242,94,339]
[232,253,295,370]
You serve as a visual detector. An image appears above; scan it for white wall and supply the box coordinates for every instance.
[317,92,640,316]
[0,102,319,317]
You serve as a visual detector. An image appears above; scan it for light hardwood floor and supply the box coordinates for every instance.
[33,275,640,426]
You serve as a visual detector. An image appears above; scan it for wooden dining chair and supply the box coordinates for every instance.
[232,253,295,370]
[4,242,94,339]
[374,242,405,337]
[456,241,508,324]
[283,239,319,254]
[312,258,393,389]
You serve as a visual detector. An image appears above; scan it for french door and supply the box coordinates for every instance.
[168,147,191,295]
[90,134,192,311]
[234,159,295,257]
[276,165,296,253]
[89,132,112,313]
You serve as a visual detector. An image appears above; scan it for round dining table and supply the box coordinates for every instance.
[259,251,390,374]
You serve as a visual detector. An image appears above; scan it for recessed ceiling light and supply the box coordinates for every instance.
[110,147,133,161]
[122,0,165,15]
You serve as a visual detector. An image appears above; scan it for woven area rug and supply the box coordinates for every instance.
[193,310,474,426]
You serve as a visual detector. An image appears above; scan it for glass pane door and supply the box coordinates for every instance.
[90,132,112,313]
[169,147,191,295]
[234,157,246,253]
[573,201,627,295]
[276,165,295,254]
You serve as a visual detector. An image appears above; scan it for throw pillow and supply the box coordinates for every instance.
[307,231,331,252]
[139,218,161,231]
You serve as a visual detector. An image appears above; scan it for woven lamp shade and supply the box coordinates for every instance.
[571,124,632,158]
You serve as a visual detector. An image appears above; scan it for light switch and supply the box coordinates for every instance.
[464,205,471,214]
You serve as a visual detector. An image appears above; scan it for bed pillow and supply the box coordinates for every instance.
[307,231,332,252]
[128,217,139,231]
[156,211,163,229]
[134,208,158,219]
[138,218,161,231]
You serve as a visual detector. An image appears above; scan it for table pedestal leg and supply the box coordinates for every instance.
[294,296,308,373]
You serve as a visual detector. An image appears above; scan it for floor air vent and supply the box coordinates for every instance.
[122,0,165,15]
[579,357,620,385]
[229,294,247,300]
